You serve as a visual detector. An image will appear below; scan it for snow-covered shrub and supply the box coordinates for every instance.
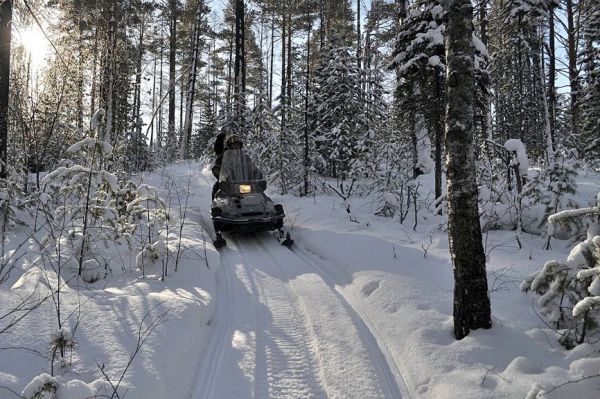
[50,327,77,370]
[522,193,600,348]
[38,136,168,282]
[539,159,579,249]
[39,138,122,282]
[21,373,58,399]
[126,184,169,272]
[478,154,525,233]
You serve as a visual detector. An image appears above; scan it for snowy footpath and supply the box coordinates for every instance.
[2,161,600,398]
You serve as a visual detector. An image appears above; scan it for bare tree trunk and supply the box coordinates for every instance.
[103,1,117,144]
[280,2,287,134]
[77,12,84,131]
[0,0,12,178]
[356,0,361,69]
[280,0,287,194]
[226,20,234,113]
[286,11,292,112]
[319,0,325,50]
[234,0,246,128]
[150,44,157,148]
[434,69,443,214]
[547,5,556,151]
[134,15,146,153]
[91,27,98,123]
[446,0,492,340]
[158,35,164,148]
[566,0,579,137]
[304,9,312,196]
[269,10,275,108]
[168,0,177,157]
[181,2,205,159]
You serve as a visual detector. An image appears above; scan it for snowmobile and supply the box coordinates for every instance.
[210,149,293,249]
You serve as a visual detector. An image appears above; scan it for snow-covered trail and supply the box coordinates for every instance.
[190,167,405,398]
[192,233,404,399]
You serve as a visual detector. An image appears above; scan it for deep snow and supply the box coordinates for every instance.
[1,160,599,398]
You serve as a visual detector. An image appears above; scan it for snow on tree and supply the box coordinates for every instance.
[522,193,600,348]
[580,0,600,165]
[246,97,279,182]
[504,139,529,179]
[539,159,579,249]
[39,135,167,283]
[488,0,550,159]
[445,0,491,339]
[310,38,376,196]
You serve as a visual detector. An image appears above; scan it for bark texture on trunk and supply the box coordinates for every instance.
[234,0,246,128]
[445,0,492,340]
[168,0,177,153]
[0,0,12,178]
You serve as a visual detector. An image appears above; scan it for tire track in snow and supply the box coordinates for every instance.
[251,235,402,399]
[238,238,326,399]
[192,248,233,398]
[290,245,410,398]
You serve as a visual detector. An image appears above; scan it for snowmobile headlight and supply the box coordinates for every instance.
[239,184,252,194]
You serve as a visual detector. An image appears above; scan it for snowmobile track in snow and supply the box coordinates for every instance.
[193,216,405,398]
[288,245,410,398]
[252,236,405,399]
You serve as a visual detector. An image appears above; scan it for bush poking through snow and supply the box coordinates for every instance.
[522,193,600,348]
[50,327,77,371]
[39,137,168,283]
[21,373,58,399]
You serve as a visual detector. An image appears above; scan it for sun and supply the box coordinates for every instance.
[17,25,50,71]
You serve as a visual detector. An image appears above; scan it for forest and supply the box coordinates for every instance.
[0,0,600,398]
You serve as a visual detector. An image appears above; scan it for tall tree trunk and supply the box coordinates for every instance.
[547,5,556,150]
[158,35,164,148]
[319,0,325,50]
[280,0,287,194]
[434,69,443,213]
[533,28,553,163]
[77,12,84,131]
[150,44,157,148]
[226,20,234,113]
[168,0,177,157]
[446,0,492,340]
[134,16,145,141]
[269,10,275,108]
[304,9,312,196]
[356,0,361,69]
[280,3,287,134]
[181,2,204,159]
[286,11,292,112]
[0,0,12,178]
[234,0,246,128]
[103,1,117,143]
[566,0,579,137]
[91,26,98,123]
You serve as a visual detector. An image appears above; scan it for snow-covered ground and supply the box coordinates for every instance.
[1,160,599,398]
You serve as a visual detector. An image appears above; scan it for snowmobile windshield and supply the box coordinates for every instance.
[219,149,263,183]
